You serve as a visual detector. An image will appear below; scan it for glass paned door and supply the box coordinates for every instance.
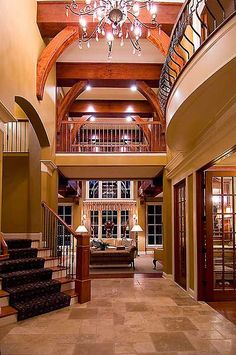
[174,180,187,290]
[206,171,236,300]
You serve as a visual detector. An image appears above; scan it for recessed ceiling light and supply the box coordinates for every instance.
[126,106,134,112]
[86,84,92,91]
[87,105,95,112]
[130,84,137,91]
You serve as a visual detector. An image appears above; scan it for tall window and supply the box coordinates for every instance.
[86,180,132,199]
[58,205,72,246]
[102,210,118,238]
[89,210,130,238]
[147,204,163,246]
[90,210,99,238]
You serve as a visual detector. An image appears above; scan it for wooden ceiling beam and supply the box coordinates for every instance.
[37,2,182,38]
[56,63,162,87]
[69,100,153,117]
[37,26,79,100]
[57,80,88,131]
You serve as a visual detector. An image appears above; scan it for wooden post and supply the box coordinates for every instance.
[75,233,91,303]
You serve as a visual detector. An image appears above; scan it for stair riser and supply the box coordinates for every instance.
[60,281,75,292]
[0,296,9,307]
[44,259,59,268]
[31,241,40,248]
[0,280,2,290]
[0,314,17,327]
[52,270,67,279]
[37,250,51,258]
[70,296,78,305]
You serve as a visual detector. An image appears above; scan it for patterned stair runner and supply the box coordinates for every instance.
[0,239,71,321]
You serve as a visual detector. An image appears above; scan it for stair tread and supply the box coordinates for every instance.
[13,292,70,306]
[44,256,59,261]
[37,247,50,251]
[55,277,74,284]
[0,267,52,279]
[0,290,9,298]
[0,257,44,266]
[0,306,17,318]
[63,289,78,298]
[5,279,60,294]
[50,266,66,272]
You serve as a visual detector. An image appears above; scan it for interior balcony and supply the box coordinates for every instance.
[159,0,236,154]
[56,119,166,179]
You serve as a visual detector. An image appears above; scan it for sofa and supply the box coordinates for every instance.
[90,245,136,269]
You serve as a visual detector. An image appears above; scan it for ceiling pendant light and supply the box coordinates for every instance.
[66,0,160,58]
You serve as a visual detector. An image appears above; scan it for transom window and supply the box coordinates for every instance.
[147,204,163,246]
[86,180,132,199]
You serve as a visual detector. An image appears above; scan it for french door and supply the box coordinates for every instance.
[174,180,187,290]
[206,171,236,300]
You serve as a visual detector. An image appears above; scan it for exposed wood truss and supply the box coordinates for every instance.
[37,1,182,38]
[69,100,153,118]
[57,81,88,131]
[147,29,170,57]
[136,81,165,126]
[56,63,162,88]
[37,26,79,100]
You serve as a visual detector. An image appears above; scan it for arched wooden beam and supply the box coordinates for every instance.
[70,116,91,143]
[15,96,50,147]
[147,28,170,57]
[136,81,165,126]
[37,26,79,101]
[131,115,151,147]
[57,80,88,132]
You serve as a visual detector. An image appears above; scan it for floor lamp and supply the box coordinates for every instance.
[131,224,143,256]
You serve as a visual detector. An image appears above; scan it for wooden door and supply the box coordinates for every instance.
[206,171,236,300]
[174,180,187,290]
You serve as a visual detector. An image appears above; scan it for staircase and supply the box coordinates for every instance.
[0,238,78,326]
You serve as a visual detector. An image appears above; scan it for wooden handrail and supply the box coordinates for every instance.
[41,201,76,236]
[0,232,9,259]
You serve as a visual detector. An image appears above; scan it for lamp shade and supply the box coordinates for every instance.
[131,224,143,232]
[75,225,88,233]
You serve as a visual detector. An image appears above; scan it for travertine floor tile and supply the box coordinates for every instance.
[1,278,236,355]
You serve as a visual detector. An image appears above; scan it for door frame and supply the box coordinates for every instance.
[174,179,187,290]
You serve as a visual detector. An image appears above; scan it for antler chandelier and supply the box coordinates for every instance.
[66,0,160,58]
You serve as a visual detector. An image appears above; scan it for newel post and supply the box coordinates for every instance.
[75,233,91,303]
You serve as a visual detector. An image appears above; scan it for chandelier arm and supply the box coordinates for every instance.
[126,10,159,29]
[126,29,141,51]
[80,18,106,43]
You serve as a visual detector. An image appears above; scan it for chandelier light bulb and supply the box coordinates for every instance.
[133,3,140,15]
[150,4,157,16]
[85,0,91,4]
[106,32,114,42]
[79,17,87,28]
[87,41,91,48]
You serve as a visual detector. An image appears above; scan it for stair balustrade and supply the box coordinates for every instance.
[57,121,166,153]
[4,120,29,153]
[41,201,91,303]
[159,0,236,112]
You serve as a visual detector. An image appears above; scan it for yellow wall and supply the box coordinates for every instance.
[162,170,172,274]
[2,155,29,233]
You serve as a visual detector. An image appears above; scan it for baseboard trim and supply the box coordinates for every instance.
[3,233,42,241]
[162,272,173,280]
[188,288,195,299]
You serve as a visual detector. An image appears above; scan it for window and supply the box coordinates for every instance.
[90,210,99,238]
[58,205,72,246]
[89,210,131,238]
[147,204,163,246]
[102,210,118,238]
[87,180,132,199]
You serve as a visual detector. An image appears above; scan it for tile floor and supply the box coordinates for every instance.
[1,277,236,354]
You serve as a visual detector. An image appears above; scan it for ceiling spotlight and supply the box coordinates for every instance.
[86,84,92,91]
[126,116,133,122]
[90,116,96,121]
[130,84,137,91]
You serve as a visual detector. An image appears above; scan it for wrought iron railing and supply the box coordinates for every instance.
[4,120,29,153]
[42,201,77,278]
[159,0,236,112]
[57,121,166,153]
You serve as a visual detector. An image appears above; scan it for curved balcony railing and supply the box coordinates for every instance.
[159,0,236,112]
